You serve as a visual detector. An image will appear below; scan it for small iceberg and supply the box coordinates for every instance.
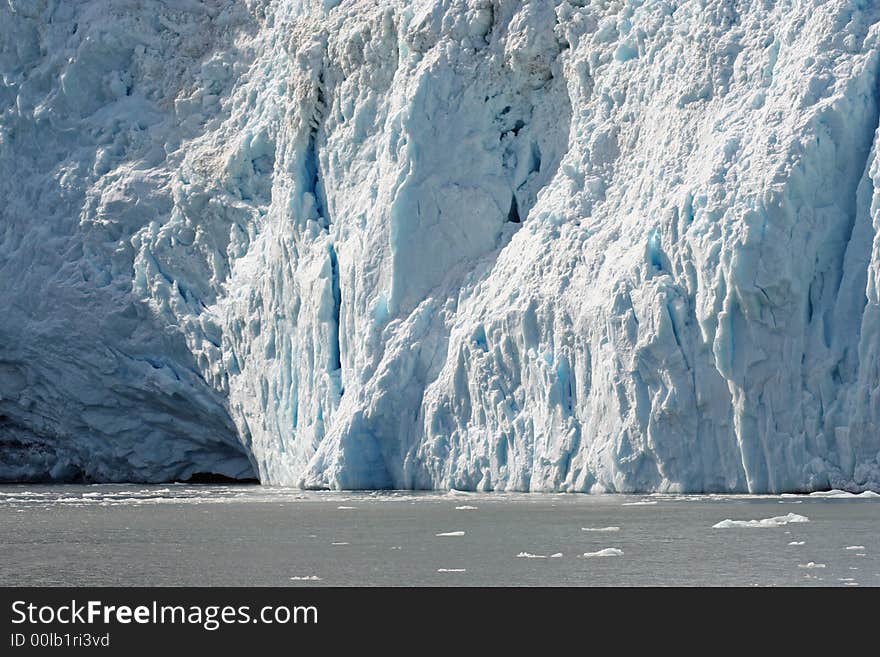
[516,552,546,559]
[809,490,880,499]
[798,562,826,569]
[582,526,620,532]
[436,531,465,537]
[713,513,809,528]
[580,548,624,558]
[289,575,321,581]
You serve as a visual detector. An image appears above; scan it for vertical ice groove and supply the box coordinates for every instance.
[2,1,880,491]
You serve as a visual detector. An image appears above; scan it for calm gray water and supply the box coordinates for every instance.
[0,485,877,586]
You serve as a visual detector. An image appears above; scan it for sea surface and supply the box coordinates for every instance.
[0,485,877,586]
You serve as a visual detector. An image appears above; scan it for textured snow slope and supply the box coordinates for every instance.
[2,0,880,491]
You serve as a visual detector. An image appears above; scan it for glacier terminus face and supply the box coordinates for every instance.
[2,0,880,493]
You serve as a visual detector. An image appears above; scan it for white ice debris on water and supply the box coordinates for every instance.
[788,541,806,546]
[436,531,465,537]
[455,506,479,511]
[436,569,466,573]
[289,575,321,581]
[712,513,809,528]
[798,562,826,569]
[3,1,880,493]
[580,548,624,558]
[516,552,546,559]
[809,490,880,498]
[622,501,658,506]
[845,545,866,550]
[550,553,563,558]
[582,527,621,532]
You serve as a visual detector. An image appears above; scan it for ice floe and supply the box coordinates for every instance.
[809,490,880,499]
[712,513,809,528]
[580,548,624,558]
[581,526,620,532]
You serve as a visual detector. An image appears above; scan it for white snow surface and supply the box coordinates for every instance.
[3,0,880,492]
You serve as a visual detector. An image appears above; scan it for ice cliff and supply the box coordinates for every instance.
[2,0,880,492]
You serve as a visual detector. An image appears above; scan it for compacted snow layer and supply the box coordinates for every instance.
[2,1,880,492]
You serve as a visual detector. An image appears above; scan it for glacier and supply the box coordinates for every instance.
[2,0,880,492]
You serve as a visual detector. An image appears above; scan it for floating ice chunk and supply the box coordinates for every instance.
[580,548,624,558]
[337,506,356,510]
[809,490,880,498]
[516,552,547,559]
[331,542,349,546]
[788,541,805,546]
[622,501,657,506]
[437,569,466,573]
[712,513,809,528]
[844,546,866,550]
[389,546,402,550]
[798,562,826,569]
[844,582,859,586]
[455,506,478,510]
[550,553,563,558]
[582,526,620,532]
[289,576,321,581]
[436,531,465,537]
[838,577,855,582]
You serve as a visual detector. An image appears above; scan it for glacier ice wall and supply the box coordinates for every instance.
[2,0,880,492]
